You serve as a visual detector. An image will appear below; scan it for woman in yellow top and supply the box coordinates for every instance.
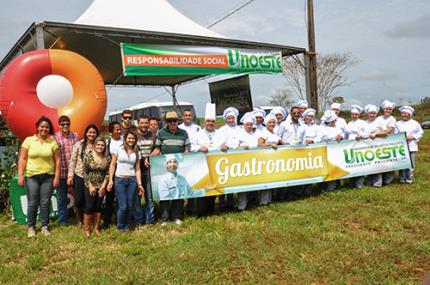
[18,116,61,237]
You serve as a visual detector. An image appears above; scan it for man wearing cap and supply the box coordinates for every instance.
[120,109,137,136]
[152,111,190,225]
[395,106,423,184]
[193,103,222,217]
[346,105,367,188]
[373,100,397,186]
[179,109,201,215]
[158,155,206,200]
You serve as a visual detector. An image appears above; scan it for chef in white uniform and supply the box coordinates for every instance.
[237,112,260,211]
[363,104,382,187]
[299,108,318,144]
[269,106,287,134]
[395,106,424,184]
[331,103,347,133]
[316,110,345,192]
[252,108,266,132]
[373,100,397,187]
[346,104,366,188]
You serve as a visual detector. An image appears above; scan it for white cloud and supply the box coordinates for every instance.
[385,13,430,39]
[358,70,398,81]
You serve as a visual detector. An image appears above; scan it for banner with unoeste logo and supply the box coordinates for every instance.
[149,133,411,201]
[121,43,282,76]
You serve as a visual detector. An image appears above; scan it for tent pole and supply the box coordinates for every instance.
[171,85,177,112]
[35,22,45,50]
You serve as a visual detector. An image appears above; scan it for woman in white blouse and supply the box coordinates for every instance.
[107,131,144,231]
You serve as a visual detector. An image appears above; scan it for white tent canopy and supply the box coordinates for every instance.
[75,0,225,39]
[0,1,305,86]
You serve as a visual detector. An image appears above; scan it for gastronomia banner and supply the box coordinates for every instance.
[149,133,411,201]
[121,43,282,76]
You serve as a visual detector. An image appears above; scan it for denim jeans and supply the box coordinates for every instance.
[25,174,54,228]
[115,176,137,231]
[133,190,144,226]
[56,178,68,224]
[142,171,155,224]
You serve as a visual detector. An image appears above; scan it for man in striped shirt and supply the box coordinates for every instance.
[136,115,156,225]
[53,115,79,225]
[152,111,190,225]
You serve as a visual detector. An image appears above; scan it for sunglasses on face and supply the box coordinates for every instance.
[291,112,300,115]
[123,116,132,120]
[60,122,70,126]
[167,119,178,123]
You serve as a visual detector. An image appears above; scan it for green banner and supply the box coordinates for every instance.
[9,176,67,225]
[150,133,411,201]
[121,43,282,76]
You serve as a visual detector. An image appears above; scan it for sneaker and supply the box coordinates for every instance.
[27,227,36,238]
[174,219,183,225]
[161,222,168,227]
[41,226,50,236]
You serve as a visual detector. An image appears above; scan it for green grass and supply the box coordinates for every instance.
[1,131,430,284]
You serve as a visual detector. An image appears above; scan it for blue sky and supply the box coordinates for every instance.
[0,0,429,116]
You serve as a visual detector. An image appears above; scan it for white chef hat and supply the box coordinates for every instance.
[240,112,255,124]
[269,106,287,119]
[331,103,341,110]
[252,108,266,119]
[302,108,316,118]
[296,100,308,108]
[349,104,363,114]
[165,154,177,163]
[381,100,395,109]
[222,107,239,121]
[263,114,277,126]
[364,104,379,114]
[321,110,338,123]
[205,103,216,120]
[399,105,414,116]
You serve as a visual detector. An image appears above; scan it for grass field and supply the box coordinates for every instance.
[0,131,429,284]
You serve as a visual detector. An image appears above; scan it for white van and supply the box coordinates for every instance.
[108,101,197,126]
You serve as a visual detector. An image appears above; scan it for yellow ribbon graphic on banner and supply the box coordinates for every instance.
[191,146,350,194]
[207,147,328,188]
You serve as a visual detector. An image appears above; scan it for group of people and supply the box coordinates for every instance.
[17,99,424,237]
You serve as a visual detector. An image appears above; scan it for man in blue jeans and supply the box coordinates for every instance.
[53,116,79,225]
[136,115,156,225]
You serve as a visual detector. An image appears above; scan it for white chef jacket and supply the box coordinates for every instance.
[395,119,424,152]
